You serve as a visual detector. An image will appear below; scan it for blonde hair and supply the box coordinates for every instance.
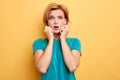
[43,3,69,26]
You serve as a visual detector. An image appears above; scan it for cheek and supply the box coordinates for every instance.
[59,20,66,25]
[48,21,53,26]
[59,21,65,26]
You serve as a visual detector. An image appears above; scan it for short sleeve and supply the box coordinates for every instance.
[32,38,44,54]
[71,38,82,56]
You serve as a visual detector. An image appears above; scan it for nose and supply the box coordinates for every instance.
[54,18,58,24]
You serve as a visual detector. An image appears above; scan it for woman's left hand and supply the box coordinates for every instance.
[60,25,69,39]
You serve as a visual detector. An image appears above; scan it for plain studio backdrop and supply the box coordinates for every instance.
[0,0,120,80]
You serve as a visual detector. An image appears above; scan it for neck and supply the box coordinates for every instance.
[54,33,60,40]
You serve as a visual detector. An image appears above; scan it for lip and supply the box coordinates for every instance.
[53,26,59,30]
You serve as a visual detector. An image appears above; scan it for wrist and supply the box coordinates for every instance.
[49,38,54,41]
[60,36,66,41]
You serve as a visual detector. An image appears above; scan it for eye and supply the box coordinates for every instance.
[48,16,54,20]
[58,16,63,19]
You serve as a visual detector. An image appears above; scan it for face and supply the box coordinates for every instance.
[48,9,67,33]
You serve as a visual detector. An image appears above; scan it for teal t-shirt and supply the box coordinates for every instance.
[33,38,81,80]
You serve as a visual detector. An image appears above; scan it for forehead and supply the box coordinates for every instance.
[49,9,64,16]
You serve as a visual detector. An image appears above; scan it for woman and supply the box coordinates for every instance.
[33,3,82,80]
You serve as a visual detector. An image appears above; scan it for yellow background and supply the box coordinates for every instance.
[0,0,120,80]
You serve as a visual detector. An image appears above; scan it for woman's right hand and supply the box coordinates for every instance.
[44,26,54,40]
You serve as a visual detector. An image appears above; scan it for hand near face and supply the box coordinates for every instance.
[60,25,69,39]
[44,26,54,40]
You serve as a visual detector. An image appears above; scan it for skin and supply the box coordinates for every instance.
[34,9,81,73]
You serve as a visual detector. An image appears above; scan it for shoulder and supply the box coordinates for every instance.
[66,37,81,48]
[32,38,48,52]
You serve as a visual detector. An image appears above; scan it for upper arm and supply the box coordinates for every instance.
[33,38,44,55]
[70,38,82,66]
[32,38,45,67]
[71,38,82,56]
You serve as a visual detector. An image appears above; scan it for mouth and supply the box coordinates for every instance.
[53,26,59,30]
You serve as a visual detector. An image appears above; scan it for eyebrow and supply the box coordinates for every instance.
[48,14,64,20]
[49,15,54,18]
[49,15,64,17]
[58,15,63,17]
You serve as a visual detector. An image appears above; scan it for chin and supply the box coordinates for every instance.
[54,30,60,34]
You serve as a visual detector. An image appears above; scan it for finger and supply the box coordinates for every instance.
[51,30,54,33]
[45,26,50,32]
[60,27,64,33]
[48,27,52,31]
[48,27,53,33]
[61,30,63,32]
[64,25,67,28]
[64,25,68,28]
[64,25,69,31]
[60,28,62,33]
[44,26,48,32]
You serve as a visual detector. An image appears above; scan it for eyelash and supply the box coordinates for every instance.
[48,16,63,20]
[48,16,54,20]
[58,16,63,19]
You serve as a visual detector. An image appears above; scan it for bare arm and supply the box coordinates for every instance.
[34,26,54,74]
[60,25,80,72]
[60,37,80,72]
[34,39,53,74]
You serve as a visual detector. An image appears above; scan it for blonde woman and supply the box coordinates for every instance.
[33,3,82,80]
